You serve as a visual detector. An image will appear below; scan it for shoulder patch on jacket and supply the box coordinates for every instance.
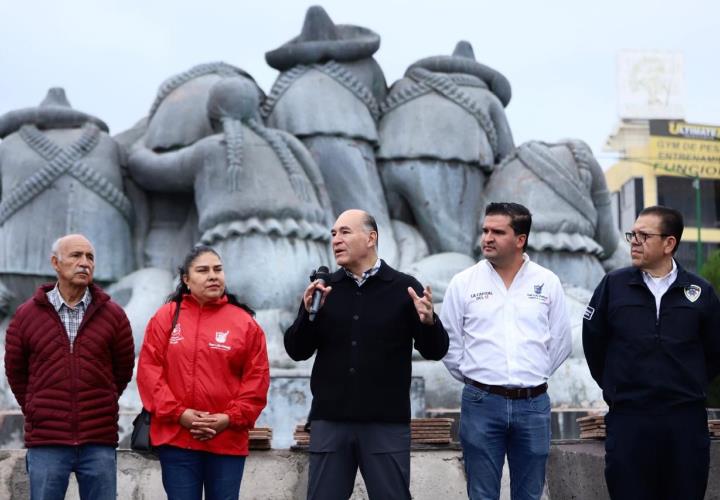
[684,284,701,303]
[583,305,595,321]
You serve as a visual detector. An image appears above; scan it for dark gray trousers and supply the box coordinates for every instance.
[307,420,411,500]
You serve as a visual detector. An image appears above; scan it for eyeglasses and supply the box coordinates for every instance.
[624,231,669,244]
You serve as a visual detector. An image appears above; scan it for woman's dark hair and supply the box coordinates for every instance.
[167,245,255,316]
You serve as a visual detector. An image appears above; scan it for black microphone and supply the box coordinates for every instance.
[309,266,331,321]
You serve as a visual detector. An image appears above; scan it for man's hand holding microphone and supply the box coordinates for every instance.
[305,266,332,321]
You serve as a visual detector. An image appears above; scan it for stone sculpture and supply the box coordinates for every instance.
[129,62,257,270]
[262,5,399,265]
[378,41,515,255]
[0,88,134,313]
[481,140,624,290]
[128,75,333,310]
[0,7,628,423]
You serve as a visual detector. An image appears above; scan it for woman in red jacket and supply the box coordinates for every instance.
[137,245,270,500]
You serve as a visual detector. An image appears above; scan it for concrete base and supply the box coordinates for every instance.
[1,441,717,499]
[547,439,720,500]
[0,449,468,500]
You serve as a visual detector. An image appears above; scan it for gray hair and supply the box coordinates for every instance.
[50,234,96,262]
[362,212,379,251]
[51,237,62,261]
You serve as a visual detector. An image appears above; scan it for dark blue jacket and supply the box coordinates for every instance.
[582,264,720,413]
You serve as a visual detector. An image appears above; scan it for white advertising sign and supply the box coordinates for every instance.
[617,50,685,119]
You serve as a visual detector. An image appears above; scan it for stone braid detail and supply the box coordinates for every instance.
[260,65,310,118]
[222,117,244,192]
[564,140,596,188]
[0,124,101,225]
[67,162,133,222]
[201,217,330,244]
[149,62,246,119]
[380,80,433,114]
[18,126,64,161]
[517,142,597,229]
[449,73,489,89]
[245,119,314,204]
[407,67,498,152]
[260,61,380,121]
[564,139,611,216]
[380,74,488,115]
[26,124,133,221]
[315,61,380,121]
[0,124,132,224]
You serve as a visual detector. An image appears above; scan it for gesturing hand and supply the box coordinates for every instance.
[408,285,434,325]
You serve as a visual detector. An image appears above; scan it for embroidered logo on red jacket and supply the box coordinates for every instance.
[169,324,184,344]
[209,330,231,351]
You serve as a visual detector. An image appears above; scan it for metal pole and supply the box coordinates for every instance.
[693,175,702,273]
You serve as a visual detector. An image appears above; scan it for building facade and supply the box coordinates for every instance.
[604,119,720,271]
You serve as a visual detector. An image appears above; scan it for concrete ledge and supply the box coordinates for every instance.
[547,439,720,500]
[2,441,718,499]
[0,449,467,500]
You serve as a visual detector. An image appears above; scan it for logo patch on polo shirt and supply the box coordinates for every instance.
[684,284,701,303]
[526,283,548,302]
[583,305,595,321]
[470,291,493,301]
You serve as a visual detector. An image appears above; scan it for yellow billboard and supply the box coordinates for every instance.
[648,120,720,179]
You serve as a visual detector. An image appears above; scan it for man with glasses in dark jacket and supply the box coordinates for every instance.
[583,206,720,500]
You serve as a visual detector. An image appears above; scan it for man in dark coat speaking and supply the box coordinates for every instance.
[285,209,449,500]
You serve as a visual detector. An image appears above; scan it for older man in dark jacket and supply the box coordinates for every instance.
[5,234,134,500]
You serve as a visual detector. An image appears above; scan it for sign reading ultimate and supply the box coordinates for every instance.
[649,120,720,179]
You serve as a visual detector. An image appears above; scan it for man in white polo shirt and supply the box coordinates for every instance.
[441,202,572,500]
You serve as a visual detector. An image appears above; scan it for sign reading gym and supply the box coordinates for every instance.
[649,120,720,179]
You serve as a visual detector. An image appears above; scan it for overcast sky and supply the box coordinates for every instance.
[2,0,718,167]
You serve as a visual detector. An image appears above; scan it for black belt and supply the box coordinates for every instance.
[464,378,548,399]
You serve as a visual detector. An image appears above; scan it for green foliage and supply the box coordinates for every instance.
[701,249,720,408]
[701,249,720,291]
